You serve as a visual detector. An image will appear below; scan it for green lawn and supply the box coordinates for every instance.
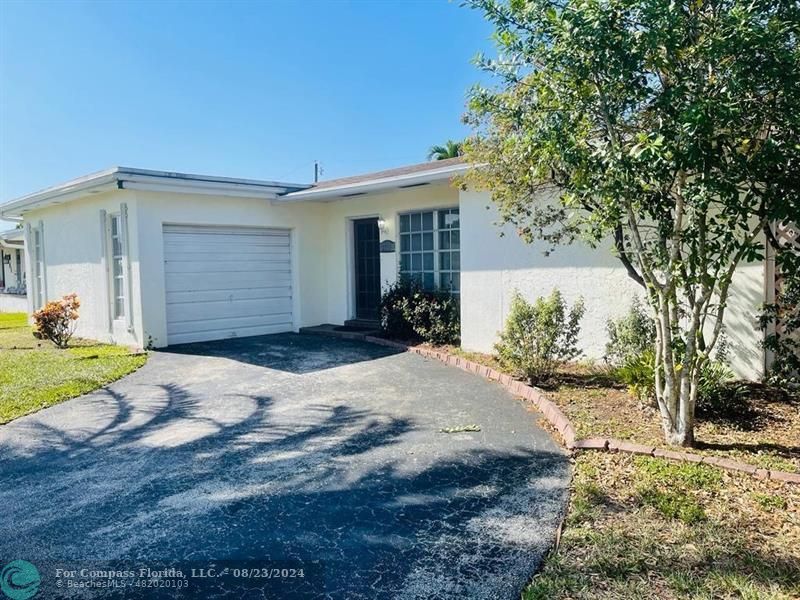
[0,312,147,424]
[524,452,800,599]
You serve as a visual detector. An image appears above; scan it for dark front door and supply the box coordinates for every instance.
[353,218,381,321]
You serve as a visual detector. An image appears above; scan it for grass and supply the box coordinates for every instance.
[0,312,147,424]
[524,453,800,600]
[419,342,800,598]
[439,344,800,474]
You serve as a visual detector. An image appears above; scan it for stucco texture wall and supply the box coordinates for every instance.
[134,190,329,348]
[21,182,765,380]
[24,191,141,346]
[459,190,766,380]
[319,183,460,325]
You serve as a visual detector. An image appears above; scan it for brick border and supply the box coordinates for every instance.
[364,337,800,485]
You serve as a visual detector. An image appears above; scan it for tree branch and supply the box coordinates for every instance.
[614,225,645,287]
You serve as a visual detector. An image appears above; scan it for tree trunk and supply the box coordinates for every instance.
[652,290,699,447]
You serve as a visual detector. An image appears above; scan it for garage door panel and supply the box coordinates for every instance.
[167,297,293,322]
[164,239,291,253]
[163,225,293,345]
[167,312,292,336]
[163,232,289,246]
[164,225,289,236]
[165,271,292,292]
[167,323,293,346]
[163,248,290,262]
[166,287,291,305]
[165,259,291,274]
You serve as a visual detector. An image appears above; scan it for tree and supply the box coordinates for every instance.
[427,140,464,160]
[462,0,800,446]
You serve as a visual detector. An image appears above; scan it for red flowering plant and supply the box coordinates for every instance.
[32,293,81,348]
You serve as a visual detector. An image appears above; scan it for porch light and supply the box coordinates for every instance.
[377,217,387,233]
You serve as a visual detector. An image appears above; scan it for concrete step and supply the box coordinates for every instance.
[299,323,381,341]
[344,319,381,330]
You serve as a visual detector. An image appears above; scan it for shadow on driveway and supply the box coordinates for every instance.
[161,332,403,374]
[0,335,569,599]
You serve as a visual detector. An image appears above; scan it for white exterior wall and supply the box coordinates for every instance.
[135,190,328,348]
[22,191,142,346]
[18,181,765,379]
[719,264,765,380]
[319,182,460,324]
[0,293,27,312]
[459,189,765,380]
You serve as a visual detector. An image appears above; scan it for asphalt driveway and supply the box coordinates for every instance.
[0,334,569,599]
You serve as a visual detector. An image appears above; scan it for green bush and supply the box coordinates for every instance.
[697,359,734,406]
[617,349,656,404]
[379,279,418,340]
[605,298,656,365]
[617,348,732,408]
[494,289,585,385]
[379,278,460,345]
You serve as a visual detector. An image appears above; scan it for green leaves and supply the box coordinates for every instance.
[462,0,800,444]
[495,289,585,385]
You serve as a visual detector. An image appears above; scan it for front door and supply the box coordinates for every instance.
[353,218,381,321]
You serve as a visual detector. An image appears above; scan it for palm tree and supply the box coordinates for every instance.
[427,140,463,161]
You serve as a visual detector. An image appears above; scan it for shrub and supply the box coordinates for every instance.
[617,349,656,405]
[617,347,732,408]
[402,291,460,345]
[379,279,418,340]
[32,293,80,348]
[379,278,460,345]
[605,298,656,365]
[697,359,734,406]
[495,289,585,385]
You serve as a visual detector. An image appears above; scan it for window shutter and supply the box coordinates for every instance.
[37,220,47,302]
[100,209,112,331]
[22,222,34,312]
[119,203,134,333]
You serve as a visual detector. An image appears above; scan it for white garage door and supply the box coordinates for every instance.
[163,225,293,345]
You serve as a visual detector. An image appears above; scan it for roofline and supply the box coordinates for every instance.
[0,228,23,239]
[0,228,23,249]
[279,162,471,202]
[0,167,312,218]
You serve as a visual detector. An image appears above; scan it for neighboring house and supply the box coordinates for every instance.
[0,158,768,379]
[0,227,27,312]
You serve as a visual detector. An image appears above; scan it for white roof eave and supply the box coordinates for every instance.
[0,167,312,218]
[278,163,471,202]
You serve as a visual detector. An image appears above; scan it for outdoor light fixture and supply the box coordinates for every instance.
[377,217,387,233]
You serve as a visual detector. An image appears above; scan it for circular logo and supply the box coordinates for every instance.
[0,561,40,600]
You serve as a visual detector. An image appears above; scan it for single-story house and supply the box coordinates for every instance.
[0,158,773,380]
[0,228,27,312]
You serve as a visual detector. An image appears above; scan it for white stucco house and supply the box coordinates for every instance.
[0,158,771,379]
[0,228,27,312]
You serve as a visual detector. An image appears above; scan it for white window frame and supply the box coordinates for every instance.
[26,221,46,309]
[398,207,460,294]
[106,212,127,322]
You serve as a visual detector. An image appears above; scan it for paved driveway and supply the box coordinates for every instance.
[0,334,569,599]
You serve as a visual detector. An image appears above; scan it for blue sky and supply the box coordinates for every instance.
[0,0,493,220]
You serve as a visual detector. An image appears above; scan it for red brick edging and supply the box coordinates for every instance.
[364,337,800,485]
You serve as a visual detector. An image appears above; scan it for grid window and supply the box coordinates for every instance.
[110,214,125,319]
[399,208,460,294]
